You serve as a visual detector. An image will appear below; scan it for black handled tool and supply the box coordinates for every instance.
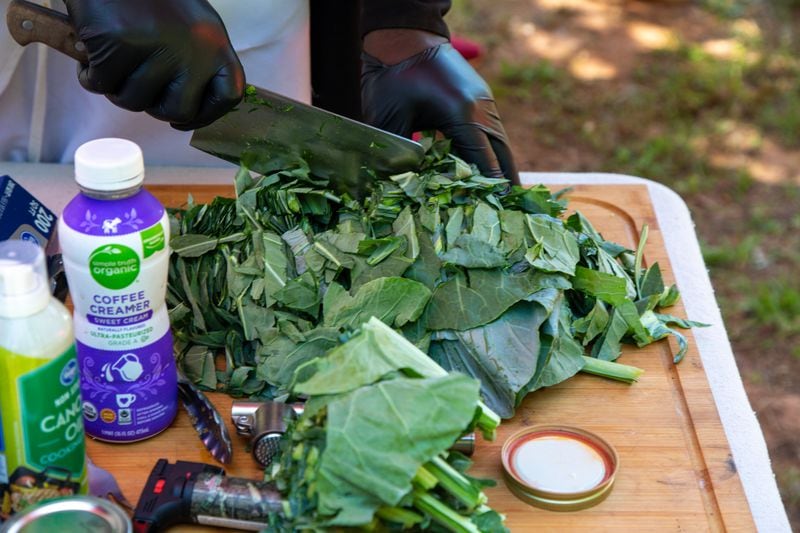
[132,459,283,533]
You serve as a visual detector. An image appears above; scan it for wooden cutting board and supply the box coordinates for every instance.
[85,184,756,532]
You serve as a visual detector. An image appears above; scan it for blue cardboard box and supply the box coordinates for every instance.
[0,175,57,247]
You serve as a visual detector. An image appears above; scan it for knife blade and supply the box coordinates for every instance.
[190,86,425,198]
[6,0,426,199]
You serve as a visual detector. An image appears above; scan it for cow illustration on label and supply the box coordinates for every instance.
[102,217,122,234]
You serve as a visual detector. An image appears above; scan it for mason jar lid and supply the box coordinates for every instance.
[501,425,619,512]
[0,496,132,533]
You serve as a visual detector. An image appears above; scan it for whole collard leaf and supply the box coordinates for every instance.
[515,298,585,401]
[294,317,446,396]
[316,374,480,525]
[424,269,564,331]
[322,277,431,329]
[428,295,555,418]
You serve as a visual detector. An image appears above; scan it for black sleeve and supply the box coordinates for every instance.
[361,0,452,39]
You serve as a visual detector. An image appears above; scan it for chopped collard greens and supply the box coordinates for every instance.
[166,137,705,531]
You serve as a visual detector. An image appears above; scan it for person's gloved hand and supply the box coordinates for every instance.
[63,0,245,130]
[361,30,518,184]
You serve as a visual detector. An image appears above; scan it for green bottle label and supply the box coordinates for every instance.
[140,223,165,259]
[0,345,86,493]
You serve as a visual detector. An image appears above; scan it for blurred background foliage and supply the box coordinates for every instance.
[447,0,800,526]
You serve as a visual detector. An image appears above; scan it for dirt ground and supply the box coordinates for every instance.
[449,0,800,528]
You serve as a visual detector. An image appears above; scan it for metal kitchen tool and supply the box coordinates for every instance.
[231,401,303,468]
[177,370,233,464]
[232,400,477,468]
[6,0,426,199]
[133,459,282,532]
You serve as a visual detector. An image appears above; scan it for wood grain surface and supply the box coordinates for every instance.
[85,184,756,532]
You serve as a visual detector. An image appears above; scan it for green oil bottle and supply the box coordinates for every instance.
[0,240,87,520]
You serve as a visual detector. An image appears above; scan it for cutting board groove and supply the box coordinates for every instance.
[84,184,755,532]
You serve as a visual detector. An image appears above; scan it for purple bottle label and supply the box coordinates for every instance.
[77,331,177,442]
[61,189,164,237]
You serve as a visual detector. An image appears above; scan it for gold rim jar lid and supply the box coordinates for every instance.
[0,496,132,533]
[501,425,619,512]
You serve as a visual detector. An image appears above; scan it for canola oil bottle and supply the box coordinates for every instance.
[0,240,87,519]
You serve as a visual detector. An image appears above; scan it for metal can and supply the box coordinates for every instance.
[0,496,131,533]
[501,425,619,512]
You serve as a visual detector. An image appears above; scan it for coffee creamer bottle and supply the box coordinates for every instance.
[59,138,177,442]
[0,240,88,518]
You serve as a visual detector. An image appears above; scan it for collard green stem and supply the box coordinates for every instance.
[376,506,424,528]
[580,355,644,383]
[476,401,500,441]
[412,489,480,533]
[425,456,487,510]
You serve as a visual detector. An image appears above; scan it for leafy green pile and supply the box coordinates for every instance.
[264,318,505,532]
[167,138,703,417]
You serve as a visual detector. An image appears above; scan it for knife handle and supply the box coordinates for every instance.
[6,0,89,63]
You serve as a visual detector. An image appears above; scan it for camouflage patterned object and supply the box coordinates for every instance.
[189,470,283,524]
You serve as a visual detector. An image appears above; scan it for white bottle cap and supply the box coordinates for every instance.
[74,138,144,192]
[0,240,50,318]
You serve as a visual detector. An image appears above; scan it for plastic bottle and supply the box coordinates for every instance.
[58,138,177,442]
[0,240,88,518]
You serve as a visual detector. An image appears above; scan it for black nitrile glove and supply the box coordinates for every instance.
[64,0,245,130]
[361,42,519,184]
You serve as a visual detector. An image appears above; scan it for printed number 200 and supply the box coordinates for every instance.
[35,208,54,234]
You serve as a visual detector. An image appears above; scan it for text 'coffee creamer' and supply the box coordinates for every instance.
[59,138,178,443]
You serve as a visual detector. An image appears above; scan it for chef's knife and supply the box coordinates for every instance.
[190,86,425,198]
[6,0,426,198]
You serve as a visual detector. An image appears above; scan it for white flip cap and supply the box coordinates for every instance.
[74,138,144,192]
[0,240,50,318]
